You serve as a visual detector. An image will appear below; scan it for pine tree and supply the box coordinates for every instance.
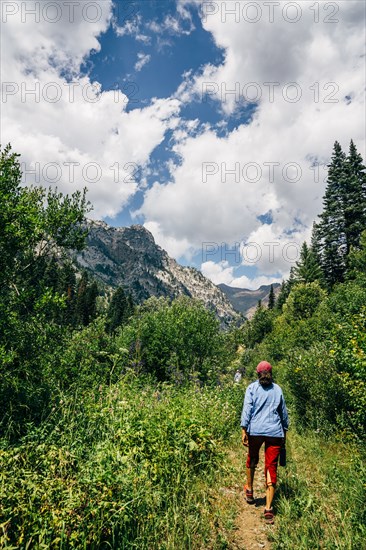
[85,282,99,323]
[276,280,291,311]
[312,141,348,287]
[347,229,366,279]
[343,140,366,255]
[76,272,98,326]
[313,140,366,288]
[106,286,133,333]
[291,242,323,284]
[268,284,275,309]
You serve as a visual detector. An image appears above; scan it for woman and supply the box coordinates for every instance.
[241,360,289,524]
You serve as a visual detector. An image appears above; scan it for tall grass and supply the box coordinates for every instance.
[270,431,366,549]
[0,374,243,549]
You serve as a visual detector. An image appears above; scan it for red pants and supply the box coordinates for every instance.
[246,435,282,486]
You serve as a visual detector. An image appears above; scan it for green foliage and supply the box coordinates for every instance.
[347,229,366,281]
[275,280,291,312]
[75,271,99,326]
[0,144,91,438]
[105,286,134,333]
[280,344,344,433]
[343,140,366,255]
[268,284,275,309]
[291,242,324,285]
[326,308,366,437]
[312,140,366,288]
[271,431,366,549]
[326,277,366,317]
[118,296,232,382]
[282,282,327,321]
[52,317,119,391]
[242,301,274,348]
[0,378,243,549]
[0,145,90,288]
[242,275,366,440]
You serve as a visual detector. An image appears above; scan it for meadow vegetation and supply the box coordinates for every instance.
[1,141,366,548]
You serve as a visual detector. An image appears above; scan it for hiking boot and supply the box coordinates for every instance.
[244,485,255,504]
[264,508,274,524]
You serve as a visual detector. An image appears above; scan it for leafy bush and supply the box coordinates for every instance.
[282,282,327,321]
[327,308,366,438]
[280,344,346,434]
[0,376,243,549]
[52,317,121,390]
[0,144,91,439]
[242,302,274,348]
[117,296,233,382]
[241,279,366,440]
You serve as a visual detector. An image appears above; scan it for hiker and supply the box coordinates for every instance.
[234,369,242,383]
[240,361,289,525]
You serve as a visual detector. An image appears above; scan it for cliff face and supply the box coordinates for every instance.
[75,220,240,325]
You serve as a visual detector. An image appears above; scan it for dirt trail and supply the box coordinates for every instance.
[222,451,273,550]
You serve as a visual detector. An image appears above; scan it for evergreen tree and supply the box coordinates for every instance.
[86,281,99,323]
[76,272,98,326]
[343,140,366,255]
[268,284,275,309]
[58,262,77,325]
[106,286,134,333]
[347,229,366,280]
[276,280,291,311]
[291,242,324,284]
[310,221,322,265]
[312,140,366,288]
[312,141,348,287]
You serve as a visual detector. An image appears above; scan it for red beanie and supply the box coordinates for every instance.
[256,361,272,373]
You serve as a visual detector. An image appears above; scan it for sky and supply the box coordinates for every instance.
[1,0,366,289]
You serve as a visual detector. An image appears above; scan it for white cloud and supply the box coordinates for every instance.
[2,0,180,219]
[134,52,151,72]
[140,0,366,280]
[147,8,195,36]
[3,0,365,289]
[201,260,235,285]
[143,221,195,260]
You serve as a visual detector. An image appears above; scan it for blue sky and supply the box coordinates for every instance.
[86,0,255,225]
[84,0,263,277]
[3,0,365,288]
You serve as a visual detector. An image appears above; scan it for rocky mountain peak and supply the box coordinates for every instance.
[76,220,241,326]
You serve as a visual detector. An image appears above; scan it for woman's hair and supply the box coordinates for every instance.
[258,371,273,387]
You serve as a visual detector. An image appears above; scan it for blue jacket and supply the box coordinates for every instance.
[241,380,289,438]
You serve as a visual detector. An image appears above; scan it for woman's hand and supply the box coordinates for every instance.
[242,428,248,447]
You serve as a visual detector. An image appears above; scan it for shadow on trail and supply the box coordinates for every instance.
[254,496,266,507]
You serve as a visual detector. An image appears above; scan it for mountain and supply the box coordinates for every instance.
[74,220,240,326]
[218,283,281,318]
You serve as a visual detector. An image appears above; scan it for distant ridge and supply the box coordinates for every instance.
[218,283,281,318]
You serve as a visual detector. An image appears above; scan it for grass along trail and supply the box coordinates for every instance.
[214,427,366,549]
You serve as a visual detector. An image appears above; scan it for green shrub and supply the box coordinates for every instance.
[0,377,243,549]
[117,296,232,382]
